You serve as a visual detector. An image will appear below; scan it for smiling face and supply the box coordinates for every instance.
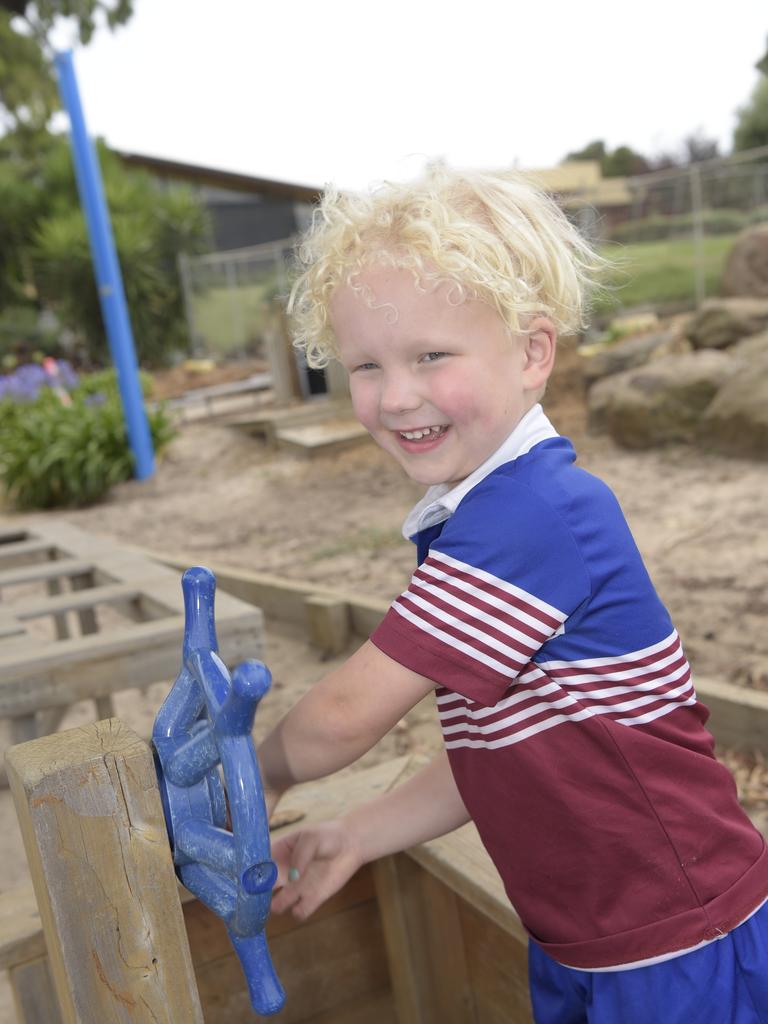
[330,266,555,487]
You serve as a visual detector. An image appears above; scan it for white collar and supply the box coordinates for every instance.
[401,404,559,539]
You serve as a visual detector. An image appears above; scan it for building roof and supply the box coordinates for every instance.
[117,151,322,204]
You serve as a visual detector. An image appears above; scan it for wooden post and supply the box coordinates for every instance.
[372,856,426,1022]
[5,720,204,1024]
[304,594,351,659]
[372,854,478,1024]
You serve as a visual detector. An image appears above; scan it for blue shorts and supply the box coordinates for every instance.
[529,900,768,1024]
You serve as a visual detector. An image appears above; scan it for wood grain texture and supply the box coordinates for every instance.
[6,720,204,1023]
[418,868,478,1023]
[460,901,533,1024]
[372,855,429,1023]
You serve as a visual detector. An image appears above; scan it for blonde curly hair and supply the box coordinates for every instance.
[288,163,605,368]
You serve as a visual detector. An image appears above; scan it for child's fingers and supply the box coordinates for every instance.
[270,822,358,918]
[270,832,302,888]
[271,866,324,919]
[271,828,324,893]
[288,856,356,920]
[291,830,326,877]
[270,878,303,915]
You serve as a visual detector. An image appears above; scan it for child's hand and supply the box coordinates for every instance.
[270,820,363,920]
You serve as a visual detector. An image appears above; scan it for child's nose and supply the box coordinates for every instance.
[379,372,422,414]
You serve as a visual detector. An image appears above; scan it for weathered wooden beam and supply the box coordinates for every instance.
[0,606,262,716]
[10,583,142,621]
[149,552,391,637]
[0,538,56,567]
[418,870,477,1023]
[5,720,204,1023]
[372,856,430,1023]
[9,956,62,1024]
[696,676,768,752]
[0,560,94,589]
[304,594,351,658]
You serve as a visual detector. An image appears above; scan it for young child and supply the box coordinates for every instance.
[257,165,768,1023]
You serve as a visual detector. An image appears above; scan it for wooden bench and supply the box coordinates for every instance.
[1,728,533,1023]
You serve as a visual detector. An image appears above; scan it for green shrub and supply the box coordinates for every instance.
[0,380,175,509]
[74,366,155,400]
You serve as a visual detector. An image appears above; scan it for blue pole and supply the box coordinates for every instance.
[54,49,155,480]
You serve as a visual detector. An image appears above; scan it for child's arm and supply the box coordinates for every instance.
[259,639,437,808]
[271,751,470,919]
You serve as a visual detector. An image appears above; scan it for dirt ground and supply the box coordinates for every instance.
[0,347,766,1018]
[60,344,768,691]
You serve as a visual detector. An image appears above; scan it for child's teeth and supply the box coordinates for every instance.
[401,426,444,439]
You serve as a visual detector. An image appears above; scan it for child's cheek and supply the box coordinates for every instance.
[349,381,379,433]
[434,381,475,426]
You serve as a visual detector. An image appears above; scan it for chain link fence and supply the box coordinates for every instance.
[567,146,768,322]
[178,238,295,361]
[179,148,768,353]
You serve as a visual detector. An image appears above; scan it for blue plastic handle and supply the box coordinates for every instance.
[153,567,285,1016]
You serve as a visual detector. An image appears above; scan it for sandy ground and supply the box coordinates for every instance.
[58,345,768,691]
[0,347,766,1017]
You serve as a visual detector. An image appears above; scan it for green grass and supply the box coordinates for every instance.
[190,278,281,357]
[594,233,739,316]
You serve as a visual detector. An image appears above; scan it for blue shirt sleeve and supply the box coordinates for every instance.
[371,476,591,705]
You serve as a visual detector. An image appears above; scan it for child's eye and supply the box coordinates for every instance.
[421,351,448,363]
[352,362,379,372]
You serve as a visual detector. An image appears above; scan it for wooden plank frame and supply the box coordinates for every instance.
[0,520,264,724]
[0,745,535,1024]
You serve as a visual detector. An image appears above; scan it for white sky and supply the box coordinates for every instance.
[52,0,768,192]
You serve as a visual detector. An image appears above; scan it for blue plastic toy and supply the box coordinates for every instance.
[152,567,285,1016]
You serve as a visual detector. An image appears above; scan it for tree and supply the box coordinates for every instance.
[0,131,211,366]
[563,140,649,177]
[681,131,720,164]
[732,33,768,152]
[0,2,212,367]
[602,145,650,177]
[733,77,768,151]
[755,34,768,76]
[0,0,133,134]
[564,140,607,163]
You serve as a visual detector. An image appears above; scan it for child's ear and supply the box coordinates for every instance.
[522,318,556,391]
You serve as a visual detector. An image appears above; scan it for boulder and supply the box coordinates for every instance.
[581,331,690,387]
[698,349,768,460]
[729,330,768,363]
[686,298,768,350]
[721,224,768,297]
[588,350,740,448]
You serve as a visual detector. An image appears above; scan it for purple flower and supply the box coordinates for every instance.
[0,360,79,403]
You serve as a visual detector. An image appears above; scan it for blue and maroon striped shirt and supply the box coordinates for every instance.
[372,406,768,970]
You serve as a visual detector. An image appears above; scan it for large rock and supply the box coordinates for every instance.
[698,348,768,459]
[721,224,768,297]
[686,298,768,350]
[588,350,740,448]
[729,330,768,363]
[581,330,691,386]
